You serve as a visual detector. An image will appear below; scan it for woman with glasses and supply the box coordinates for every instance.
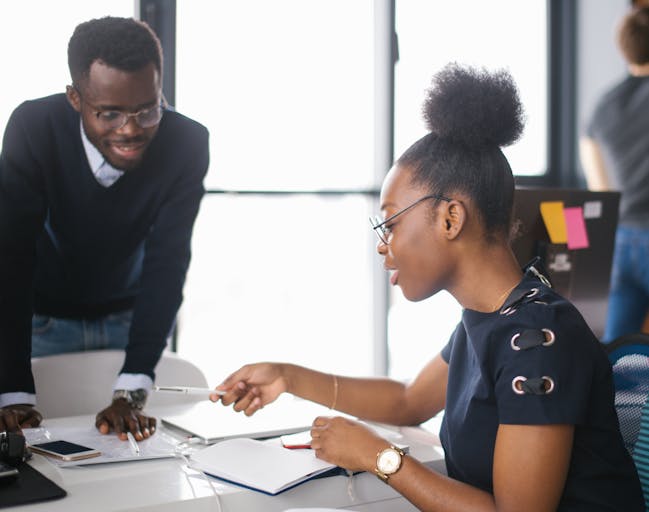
[213,64,643,511]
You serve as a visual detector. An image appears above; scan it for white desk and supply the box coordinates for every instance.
[11,405,446,511]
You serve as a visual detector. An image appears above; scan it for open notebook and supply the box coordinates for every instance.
[189,437,338,495]
[189,427,408,496]
[161,397,336,444]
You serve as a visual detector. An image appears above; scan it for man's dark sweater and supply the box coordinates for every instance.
[0,93,209,396]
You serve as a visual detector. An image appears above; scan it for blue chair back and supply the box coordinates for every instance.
[605,333,649,510]
[605,333,649,453]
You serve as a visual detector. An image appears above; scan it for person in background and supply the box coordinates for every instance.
[580,6,649,342]
[214,64,643,511]
[0,17,209,440]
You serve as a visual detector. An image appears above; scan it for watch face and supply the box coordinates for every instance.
[378,448,402,474]
[113,389,147,409]
[129,389,147,403]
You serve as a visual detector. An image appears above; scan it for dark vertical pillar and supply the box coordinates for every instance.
[138,0,176,107]
[548,0,578,188]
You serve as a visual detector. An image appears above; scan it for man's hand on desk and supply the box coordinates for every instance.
[0,404,42,433]
[95,399,156,441]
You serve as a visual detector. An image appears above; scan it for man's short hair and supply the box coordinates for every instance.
[68,16,163,86]
[618,7,649,65]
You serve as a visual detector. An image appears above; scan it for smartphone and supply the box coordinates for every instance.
[29,440,101,461]
[0,461,19,480]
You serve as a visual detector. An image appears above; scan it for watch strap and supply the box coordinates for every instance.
[112,388,147,410]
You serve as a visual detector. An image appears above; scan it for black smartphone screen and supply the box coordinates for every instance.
[31,440,94,455]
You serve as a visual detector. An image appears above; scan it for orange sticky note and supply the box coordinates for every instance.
[540,201,567,244]
[563,206,590,250]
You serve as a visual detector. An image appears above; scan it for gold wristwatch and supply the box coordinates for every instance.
[375,445,405,483]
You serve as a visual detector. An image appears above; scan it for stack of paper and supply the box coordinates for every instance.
[189,438,337,495]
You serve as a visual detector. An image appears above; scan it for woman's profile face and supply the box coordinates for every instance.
[376,165,452,302]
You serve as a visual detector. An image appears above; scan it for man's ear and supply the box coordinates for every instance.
[66,85,81,112]
[442,200,466,240]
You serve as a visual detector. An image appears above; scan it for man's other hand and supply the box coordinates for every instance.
[95,399,156,441]
[0,404,42,433]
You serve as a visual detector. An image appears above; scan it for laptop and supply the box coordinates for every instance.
[511,188,620,340]
[161,396,335,444]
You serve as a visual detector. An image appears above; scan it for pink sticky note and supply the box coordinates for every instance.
[563,207,589,250]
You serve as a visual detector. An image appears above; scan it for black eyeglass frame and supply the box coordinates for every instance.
[369,193,452,245]
[72,85,167,130]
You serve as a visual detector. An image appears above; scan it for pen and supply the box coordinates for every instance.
[153,386,225,396]
[126,431,140,456]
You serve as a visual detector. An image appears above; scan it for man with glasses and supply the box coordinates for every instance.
[0,17,209,441]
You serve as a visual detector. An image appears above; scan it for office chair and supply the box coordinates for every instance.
[604,333,649,508]
[31,350,208,418]
[605,333,649,452]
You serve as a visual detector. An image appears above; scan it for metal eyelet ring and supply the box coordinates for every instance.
[541,328,555,346]
[542,376,555,394]
[512,376,527,394]
[510,333,522,351]
[525,288,539,299]
[512,375,555,395]
[501,289,540,316]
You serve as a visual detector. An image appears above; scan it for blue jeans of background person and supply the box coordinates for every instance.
[31,310,132,358]
[604,226,649,343]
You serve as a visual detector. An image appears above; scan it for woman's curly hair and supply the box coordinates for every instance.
[397,63,525,241]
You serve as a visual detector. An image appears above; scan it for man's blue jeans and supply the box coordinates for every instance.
[31,310,132,357]
[604,225,649,343]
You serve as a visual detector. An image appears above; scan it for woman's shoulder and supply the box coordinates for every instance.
[487,280,602,359]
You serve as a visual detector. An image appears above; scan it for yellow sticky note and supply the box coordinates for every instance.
[540,201,568,244]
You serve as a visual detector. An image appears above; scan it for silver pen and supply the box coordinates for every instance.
[126,431,140,456]
[153,386,225,397]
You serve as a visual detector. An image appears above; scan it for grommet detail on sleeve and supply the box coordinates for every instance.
[541,328,555,346]
[512,376,527,394]
[527,288,539,298]
[500,288,540,316]
[511,376,555,395]
[510,328,555,351]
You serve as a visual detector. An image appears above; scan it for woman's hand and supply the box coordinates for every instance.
[310,416,388,472]
[211,363,289,416]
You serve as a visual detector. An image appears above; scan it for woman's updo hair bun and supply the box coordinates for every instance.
[399,63,525,241]
[422,63,524,149]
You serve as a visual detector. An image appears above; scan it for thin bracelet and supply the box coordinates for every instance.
[330,374,339,410]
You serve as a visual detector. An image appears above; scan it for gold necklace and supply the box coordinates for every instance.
[491,283,518,311]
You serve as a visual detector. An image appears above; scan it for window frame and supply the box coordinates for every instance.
[141,0,571,374]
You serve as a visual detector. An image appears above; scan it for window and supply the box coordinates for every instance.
[0,1,551,386]
[176,0,375,191]
[394,0,548,175]
[389,1,548,380]
[178,195,377,377]
[175,1,378,381]
[0,1,134,152]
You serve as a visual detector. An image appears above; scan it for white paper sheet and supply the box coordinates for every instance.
[23,426,178,466]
